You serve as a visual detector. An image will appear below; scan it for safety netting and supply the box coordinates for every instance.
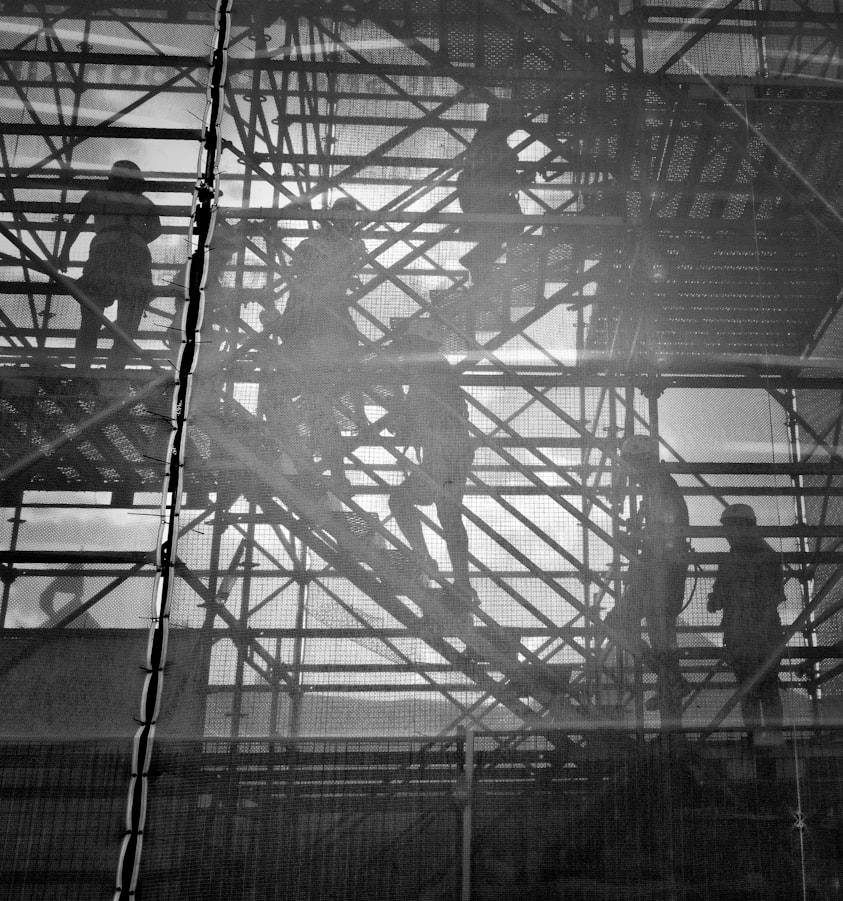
[1,1,843,899]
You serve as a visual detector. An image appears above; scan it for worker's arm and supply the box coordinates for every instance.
[56,192,94,270]
[707,565,726,613]
[771,557,787,607]
[134,196,162,244]
[391,381,420,446]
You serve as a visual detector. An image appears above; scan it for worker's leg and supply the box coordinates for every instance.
[312,410,351,496]
[389,477,434,570]
[599,576,645,687]
[328,324,368,434]
[646,605,685,707]
[733,656,767,737]
[77,301,106,370]
[604,559,646,647]
[436,494,474,601]
[107,288,148,370]
[739,692,763,734]
[427,444,476,599]
[75,245,117,371]
[758,671,784,731]
[460,235,505,287]
[644,561,689,711]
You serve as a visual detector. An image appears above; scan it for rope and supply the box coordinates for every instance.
[111,1,231,897]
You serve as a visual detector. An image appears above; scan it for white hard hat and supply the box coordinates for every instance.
[720,503,757,525]
[620,434,659,461]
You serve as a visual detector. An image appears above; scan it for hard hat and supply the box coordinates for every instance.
[619,434,659,461]
[403,318,442,346]
[330,197,359,213]
[108,160,145,191]
[720,503,757,525]
[110,159,143,179]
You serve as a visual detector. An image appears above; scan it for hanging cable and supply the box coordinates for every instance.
[111,1,231,898]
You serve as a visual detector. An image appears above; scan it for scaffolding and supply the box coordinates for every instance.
[2,1,843,898]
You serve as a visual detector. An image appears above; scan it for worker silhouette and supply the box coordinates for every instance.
[708,504,785,745]
[271,198,368,495]
[603,435,691,714]
[57,160,162,370]
[388,318,477,613]
[456,100,523,289]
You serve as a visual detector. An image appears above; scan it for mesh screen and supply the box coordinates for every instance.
[2,1,843,898]
[0,2,212,896]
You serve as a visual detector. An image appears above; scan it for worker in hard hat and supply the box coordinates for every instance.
[456,100,523,289]
[273,198,369,493]
[604,434,691,712]
[57,160,162,371]
[708,504,785,744]
[388,317,477,612]
[278,197,366,376]
[281,197,364,318]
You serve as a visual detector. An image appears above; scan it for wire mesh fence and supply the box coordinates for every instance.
[2,1,843,898]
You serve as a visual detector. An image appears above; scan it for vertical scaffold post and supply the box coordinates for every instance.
[458,727,475,901]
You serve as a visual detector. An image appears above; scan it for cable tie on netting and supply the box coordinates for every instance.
[139,408,172,424]
[791,806,807,834]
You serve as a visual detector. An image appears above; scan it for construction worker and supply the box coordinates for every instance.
[708,504,785,744]
[604,434,691,711]
[57,160,162,370]
[388,318,477,611]
[456,100,523,288]
[279,197,366,365]
[273,198,368,493]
